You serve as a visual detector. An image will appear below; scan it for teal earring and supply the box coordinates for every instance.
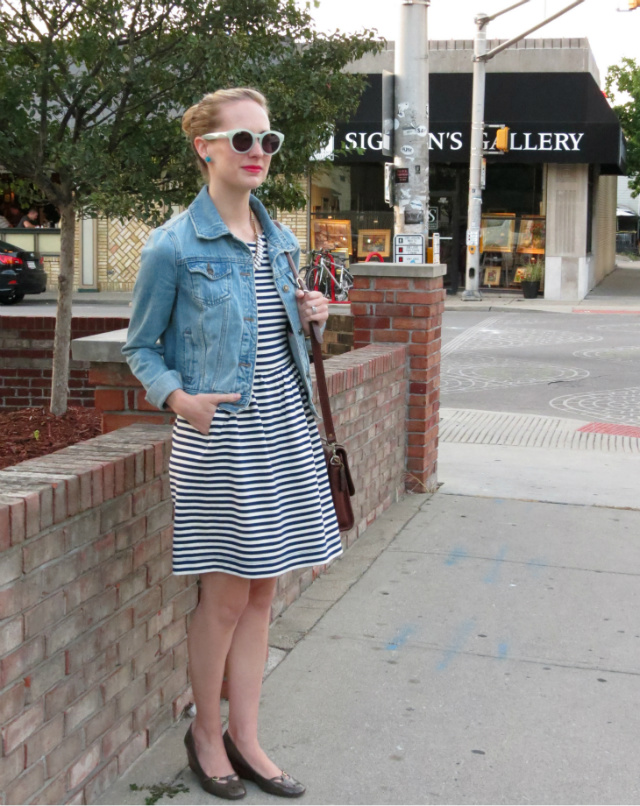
[205,156,212,163]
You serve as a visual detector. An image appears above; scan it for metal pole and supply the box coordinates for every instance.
[461,0,585,301]
[462,14,488,301]
[485,0,530,22]
[483,0,585,60]
[394,0,430,242]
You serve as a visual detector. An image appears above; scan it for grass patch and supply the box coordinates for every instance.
[129,782,190,805]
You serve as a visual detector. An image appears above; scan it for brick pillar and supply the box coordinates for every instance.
[349,263,445,493]
[72,332,175,433]
[89,363,175,433]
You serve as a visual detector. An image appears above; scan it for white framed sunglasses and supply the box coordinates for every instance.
[201,128,284,155]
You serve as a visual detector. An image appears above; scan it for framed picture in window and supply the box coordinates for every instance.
[480,214,515,253]
[357,229,391,258]
[310,219,352,253]
[517,216,546,254]
[483,267,501,287]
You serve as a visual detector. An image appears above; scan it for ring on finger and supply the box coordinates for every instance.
[311,305,317,315]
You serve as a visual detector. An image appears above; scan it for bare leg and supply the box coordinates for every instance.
[226,576,282,779]
[188,572,250,777]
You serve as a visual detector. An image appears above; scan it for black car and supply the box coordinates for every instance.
[0,239,47,305]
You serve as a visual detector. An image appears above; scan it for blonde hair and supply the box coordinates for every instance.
[182,88,270,178]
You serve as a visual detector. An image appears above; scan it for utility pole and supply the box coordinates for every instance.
[462,0,586,300]
[393,0,430,245]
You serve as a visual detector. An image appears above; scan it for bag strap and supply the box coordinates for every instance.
[274,222,337,445]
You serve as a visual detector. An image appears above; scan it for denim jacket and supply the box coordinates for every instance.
[122,186,317,416]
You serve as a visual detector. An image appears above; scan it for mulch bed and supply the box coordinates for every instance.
[0,406,102,471]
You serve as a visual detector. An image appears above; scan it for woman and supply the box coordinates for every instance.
[123,88,342,800]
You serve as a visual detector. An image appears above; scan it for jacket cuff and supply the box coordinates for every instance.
[145,371,184,411]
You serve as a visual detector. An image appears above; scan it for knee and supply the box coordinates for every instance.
[199,579,250,628]
[215,597,249,628]
[247,578,277,613]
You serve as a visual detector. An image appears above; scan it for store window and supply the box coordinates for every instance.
[1,176,60,230]
[480,164,546,292]
[310,163,393,263]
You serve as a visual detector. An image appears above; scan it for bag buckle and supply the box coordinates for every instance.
[324,440,342,466]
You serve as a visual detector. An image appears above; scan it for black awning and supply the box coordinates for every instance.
[333,72,626,174]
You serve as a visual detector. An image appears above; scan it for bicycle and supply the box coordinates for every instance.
[299,249,354,303]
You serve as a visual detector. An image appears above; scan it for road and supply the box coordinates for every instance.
[0,290,132,318]
[442,310,640,426]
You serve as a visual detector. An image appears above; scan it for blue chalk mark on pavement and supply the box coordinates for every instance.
[497,642,509,659]
[437,619,475,671]
[445,547,468,566]
[484,545,508,584]
[385,624,417,651]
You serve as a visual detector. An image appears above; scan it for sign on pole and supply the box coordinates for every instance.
[393,234,425,264]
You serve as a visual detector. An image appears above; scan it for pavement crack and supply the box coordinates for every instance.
[306,632,640,678]
[387,548,640,577]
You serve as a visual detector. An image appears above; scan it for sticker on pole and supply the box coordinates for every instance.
[393,234,425,264]
[404,209,424,225]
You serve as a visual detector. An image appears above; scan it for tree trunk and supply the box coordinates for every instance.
[50,203,76,416]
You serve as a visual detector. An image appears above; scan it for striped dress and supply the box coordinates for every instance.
[169,234,343,578]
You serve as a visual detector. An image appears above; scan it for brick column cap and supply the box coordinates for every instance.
[71,328,129,363]
[351,263,447,279]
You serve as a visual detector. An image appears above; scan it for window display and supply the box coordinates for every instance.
[357,229,391,258]
[483,266,501,287]
[310,219,352,253]
[517,216,546,254]
[480,214,516,253]
[480,214,546,290]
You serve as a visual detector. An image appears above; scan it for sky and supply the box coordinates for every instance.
[307,0,639,87]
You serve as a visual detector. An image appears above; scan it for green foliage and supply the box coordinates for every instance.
[606,57,640,197]
[520,262,543,282]
[0,0,383,223]
[129,781,189,805]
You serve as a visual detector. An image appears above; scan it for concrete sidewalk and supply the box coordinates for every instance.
[445,256,640,314]
[99,411,640,805]
[8,254,640,318]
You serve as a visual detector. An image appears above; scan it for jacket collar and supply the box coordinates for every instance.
[187,186,292,255]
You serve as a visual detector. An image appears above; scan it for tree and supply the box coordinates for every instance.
[0,0,382,414]
[606,57,640,196]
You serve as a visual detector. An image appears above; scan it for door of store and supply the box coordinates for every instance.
[430,192,462,295]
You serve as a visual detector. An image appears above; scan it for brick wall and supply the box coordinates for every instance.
[85,340,408,612]
[84,343,408,525]
[350,265,445,493]
[0,317,130,411]
[270,344,407,617]
[0,342,408,803]
[323,307,353,356]
[0,310,354,413]
[89,364,175,435]
[0,424,195,805]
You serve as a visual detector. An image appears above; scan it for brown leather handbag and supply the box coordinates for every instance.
[277,230,355,531]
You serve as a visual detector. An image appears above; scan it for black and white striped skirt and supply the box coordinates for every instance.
[169,361,343,578]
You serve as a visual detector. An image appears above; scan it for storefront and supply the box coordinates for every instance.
[310,38,625,300]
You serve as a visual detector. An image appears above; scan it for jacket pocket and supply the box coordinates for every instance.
[187,261,231,307]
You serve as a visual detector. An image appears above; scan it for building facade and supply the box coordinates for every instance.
[310,38,623,300]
